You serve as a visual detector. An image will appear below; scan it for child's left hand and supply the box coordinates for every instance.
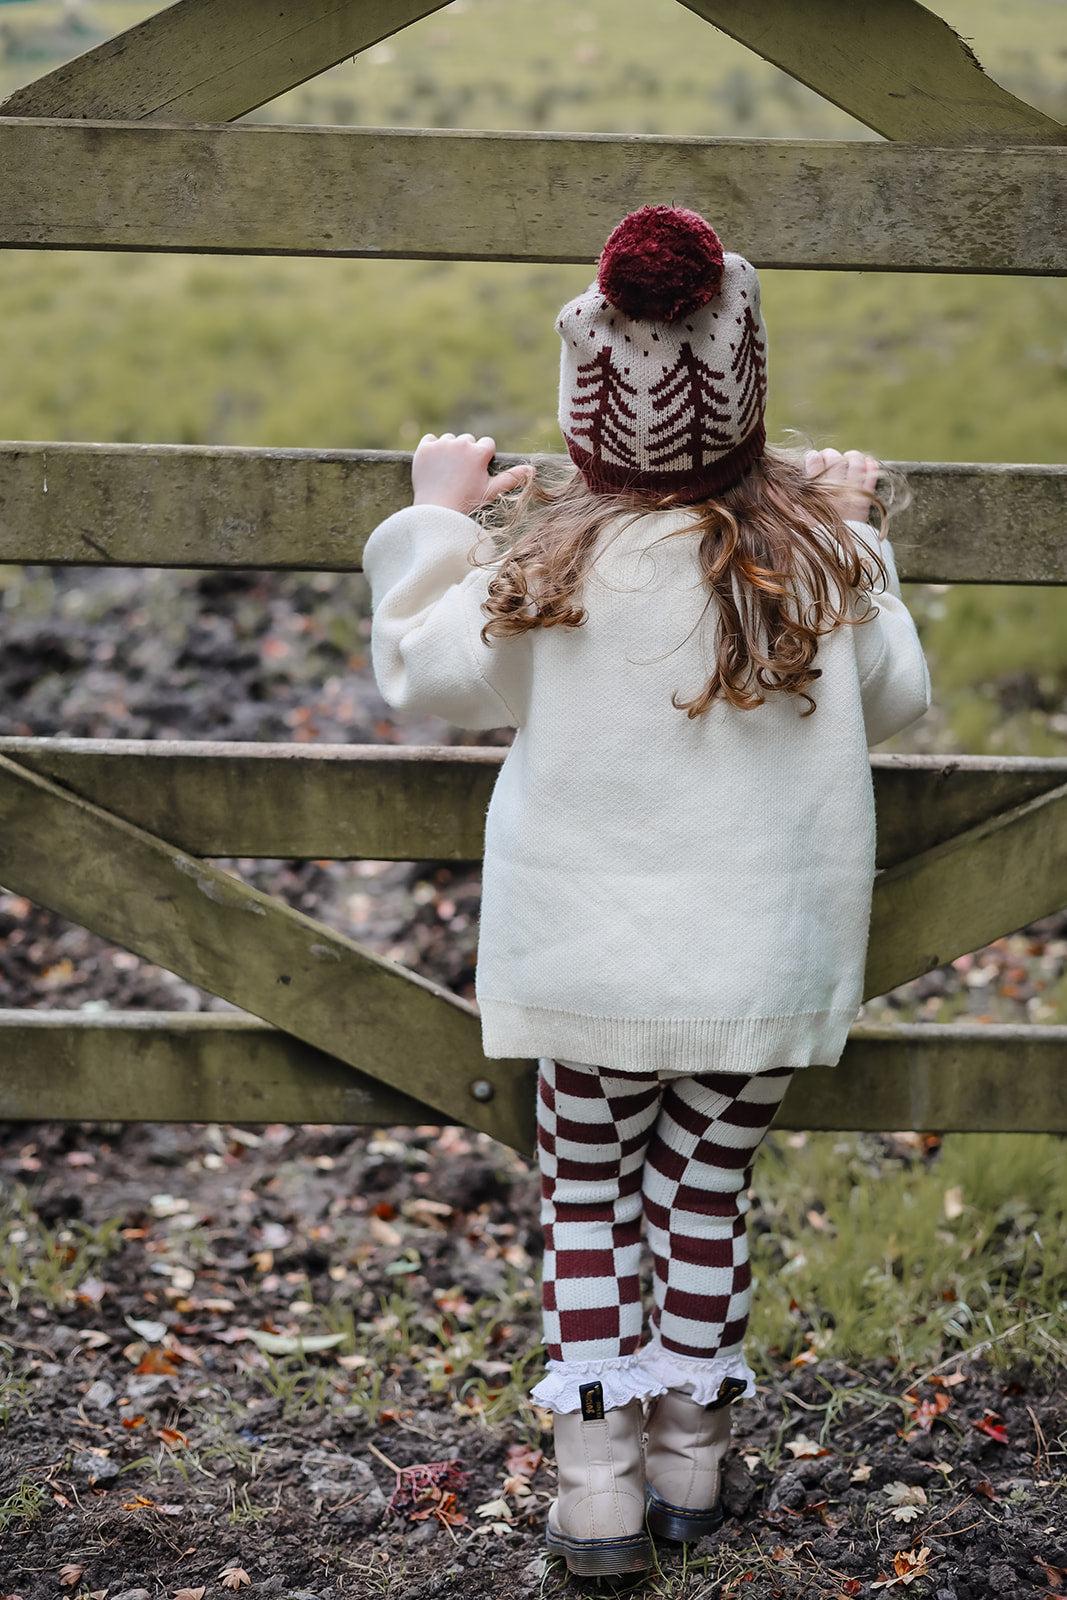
[412,432,533,513]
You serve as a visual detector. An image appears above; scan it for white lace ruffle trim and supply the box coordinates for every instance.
[530,1340,756,1415]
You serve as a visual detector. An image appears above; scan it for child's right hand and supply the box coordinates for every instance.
[805,448,882,531]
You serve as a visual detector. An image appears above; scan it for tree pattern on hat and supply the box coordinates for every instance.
[647,341,732,474]
[730,305,767,436]
[569,346,640,468]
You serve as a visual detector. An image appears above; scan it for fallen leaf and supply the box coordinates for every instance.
[135,1348,180,1376]
[1033,1554,1067,1590]
[475,1497,514,1521]
[122,1415,148,1430]
[370,1214,402,1247]
[505,1444,543,1478]
[59,1567,84,1589]
[76,1277,107,1306]
[974,1479,997,1501]
[245,1330,345,1356]
[903,1391,950,1437]
[78,1330,112,1350]
[126,1316,167,1343]
[850,1463,872,1483]
[219,1569,251,1591]
[974,1413,1009,1444]
[157,1428,189,1449]
[842,1582,863,1598]
[785,1436,829,1459]
[52,1491,73,1509]
[871,1546,936,1590]
[173,1590,206,1600]
[884,1482,927,1512]
[929,1370,968,1389]
[121,1494,155,1510]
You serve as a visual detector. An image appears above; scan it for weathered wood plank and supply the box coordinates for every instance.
[680,0,1064,145]
[870,755,1067,870]
[0,740,500,862]
[787,1024,1067,1134]
[1,444,1063,585]
[1,121,1064,274]
[0,0,452,122]
[2,1012,1062,1136]
[0,1010,439,1128]
[0,754,536,1151]
[872,754,1067,870]
[2,741,1065,870]
[866,781,1067,1000]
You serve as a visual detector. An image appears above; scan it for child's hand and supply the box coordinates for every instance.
[805,448,881,530]
[411,432,533,513]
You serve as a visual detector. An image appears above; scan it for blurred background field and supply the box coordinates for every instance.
[1,0,1066,758]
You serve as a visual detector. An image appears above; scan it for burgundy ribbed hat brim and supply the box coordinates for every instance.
[566,423,766,503]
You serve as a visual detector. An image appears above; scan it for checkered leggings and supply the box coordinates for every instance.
[538,1058,793,1366]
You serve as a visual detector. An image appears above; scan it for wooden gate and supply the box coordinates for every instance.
[0,1,1064,1154]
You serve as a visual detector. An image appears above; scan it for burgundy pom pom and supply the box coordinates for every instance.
[597,206,725,323]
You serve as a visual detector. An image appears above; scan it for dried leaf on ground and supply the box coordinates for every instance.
[219,1568,251,1591]
[974,1412,1010,1443]
[58,1567,84,1589]
[785,1435,830,1459]
[246,1329,345,1355]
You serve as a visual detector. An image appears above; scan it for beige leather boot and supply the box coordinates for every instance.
[545,1383,653,1576]
[644,1377,746,1541]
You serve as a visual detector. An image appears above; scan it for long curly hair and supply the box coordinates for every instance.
[476,448,898,717]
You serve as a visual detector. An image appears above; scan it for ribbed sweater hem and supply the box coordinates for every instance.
[478,1000,857,1075]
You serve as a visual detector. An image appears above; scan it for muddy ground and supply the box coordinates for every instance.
[1,567,1065,1598]
[0,1117,1065,1600]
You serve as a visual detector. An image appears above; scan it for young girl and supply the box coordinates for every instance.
[364,206,930,1576]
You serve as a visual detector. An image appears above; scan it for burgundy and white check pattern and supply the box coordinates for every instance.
[538,1058,792,1364]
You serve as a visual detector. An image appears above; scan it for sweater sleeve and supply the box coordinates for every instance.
[363,504,529,730]
[846,522,932,748]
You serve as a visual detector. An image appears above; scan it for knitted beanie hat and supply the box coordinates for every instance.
[557,206,767,501]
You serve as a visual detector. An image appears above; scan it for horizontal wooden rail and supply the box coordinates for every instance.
[1,445,1063,584]
[0,1011,438,1128]
[789,1023,1067,1134]
[1,742,1064,870]
[1,122,1064,273]
[0,1013,1062,1136]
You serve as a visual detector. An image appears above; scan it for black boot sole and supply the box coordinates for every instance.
[646,1487,724,1543]
[545,1525,654,1576]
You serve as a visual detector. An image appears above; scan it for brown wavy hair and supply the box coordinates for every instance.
[476,448,897,717]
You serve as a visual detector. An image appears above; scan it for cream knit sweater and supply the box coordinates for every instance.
[364,504,930,1074]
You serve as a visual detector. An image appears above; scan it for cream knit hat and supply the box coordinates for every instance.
[557,206,767,502]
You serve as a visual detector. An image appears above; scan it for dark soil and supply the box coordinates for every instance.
[0,1118,1065,1600]
[1,566,1065,1598]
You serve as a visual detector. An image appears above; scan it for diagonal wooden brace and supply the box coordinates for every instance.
[866,779,1067,1000]
[0,753,536,1151]
[0,0,454,123]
